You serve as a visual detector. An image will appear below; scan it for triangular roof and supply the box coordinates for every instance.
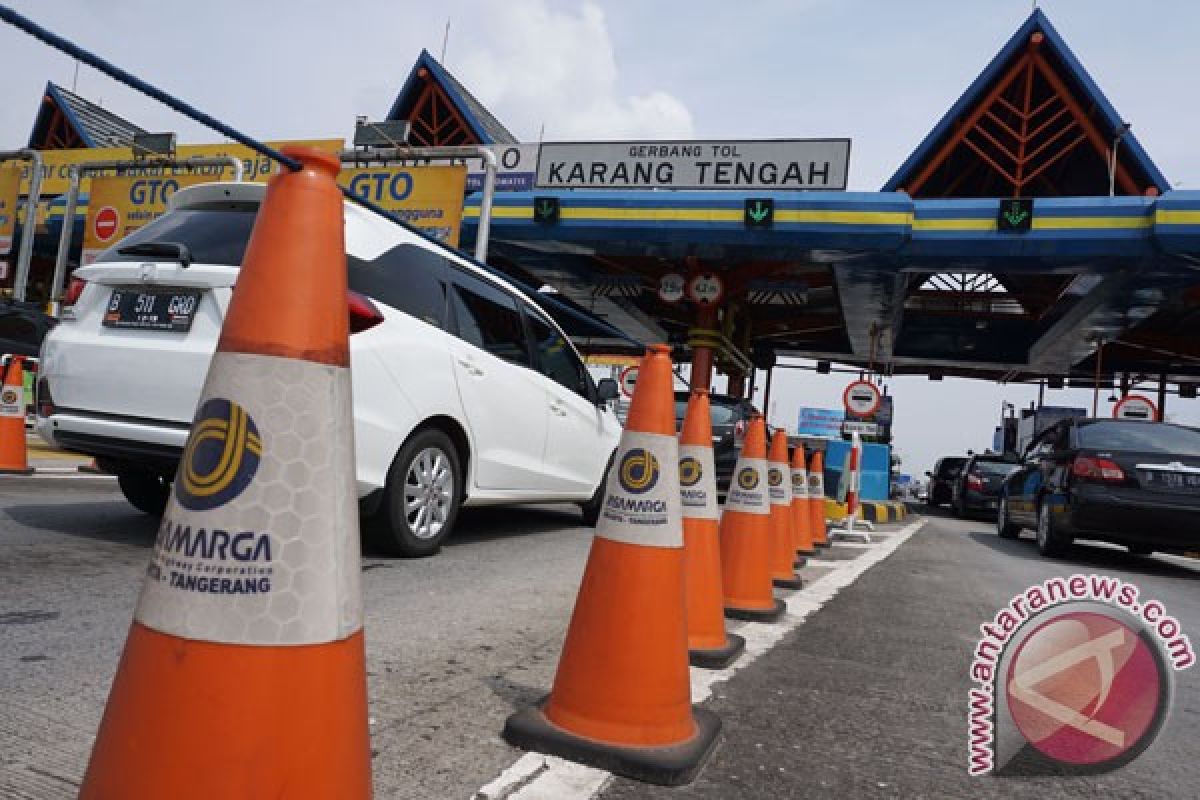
[385,49,516,145]
[28,82,146,149]
[884,10,1168,197]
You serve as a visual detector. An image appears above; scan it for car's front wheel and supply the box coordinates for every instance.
[116,468,171,515]
[996,496,1020,539]
[373,429,462,558]
[1036,501,1071,557]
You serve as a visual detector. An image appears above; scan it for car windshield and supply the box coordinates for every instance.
[94,203,259,267]
[1076,421,1200,456]
[673,400,739,426]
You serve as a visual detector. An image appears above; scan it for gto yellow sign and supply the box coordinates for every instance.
[339,165,467,246]
[0,165,19,255]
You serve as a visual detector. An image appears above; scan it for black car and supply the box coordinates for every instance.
[997,418,1200,557]
[0,300,56,358]
[951,454,1020,517]
[673,391,760,492]
[926,456,967,507]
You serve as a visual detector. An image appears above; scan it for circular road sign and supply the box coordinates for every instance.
[843,380,882,418]
[658,273,685,304]
[619,365,639,399]
[93,206,120,242]
[1113,394,1158,421]
[687,272,724,306]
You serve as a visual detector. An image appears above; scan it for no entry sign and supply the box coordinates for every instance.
[843,380,882,418]
[1113,394,1158,421]
[93,206,119,242]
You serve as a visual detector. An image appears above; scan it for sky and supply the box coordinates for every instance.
[2,0,1198,473]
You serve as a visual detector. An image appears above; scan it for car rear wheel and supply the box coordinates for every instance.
[372,429,461,558]
[1036,501,1071,557]
[579,450,617,527]
[116,468,171,516]
[996,496,1019,539]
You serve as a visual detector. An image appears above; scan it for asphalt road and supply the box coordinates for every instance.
[2,478,1196,799]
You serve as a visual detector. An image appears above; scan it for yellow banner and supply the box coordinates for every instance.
[15,139,344,197]
[339,165,467,246]
[0,166,19,255]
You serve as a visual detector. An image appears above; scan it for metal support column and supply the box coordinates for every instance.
[689,305,718,392]
[1158,372,1168,420]
[1,149,44,301]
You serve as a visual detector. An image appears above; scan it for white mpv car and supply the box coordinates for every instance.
[37,182,622,556]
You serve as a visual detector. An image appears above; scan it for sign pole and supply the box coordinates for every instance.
[3,149,44,302]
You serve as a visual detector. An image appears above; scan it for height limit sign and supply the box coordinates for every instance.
[744,197,774,229]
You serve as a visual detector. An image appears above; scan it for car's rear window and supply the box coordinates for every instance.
[973,460,1019,477]
[94,203,259,267]
[1077,421,1200,456]
[936,458,966,478]
[673,400,740,426]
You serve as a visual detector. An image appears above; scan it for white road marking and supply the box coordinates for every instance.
[472,518,926,799]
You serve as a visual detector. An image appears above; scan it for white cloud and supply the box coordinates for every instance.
[453,1,693,140]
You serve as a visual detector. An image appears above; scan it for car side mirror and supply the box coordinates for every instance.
[595,378,619,404]
[924,471,933,478]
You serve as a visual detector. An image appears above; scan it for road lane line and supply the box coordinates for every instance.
[473,518,926,799]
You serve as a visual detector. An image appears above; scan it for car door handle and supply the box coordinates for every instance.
[549,401,568,416]
[456,358,484,377]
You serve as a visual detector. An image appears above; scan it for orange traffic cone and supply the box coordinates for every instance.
[80,148,371,799]
[808,448,830,548]
[791,445,817,561]
[0,356,32,475]
[679,388,744,669]
[503,344,720,786]
[719,415,785,622]
[768,430,802,589]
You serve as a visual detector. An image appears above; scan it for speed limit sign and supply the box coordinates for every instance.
[658,273,685,304]
[687,272,724,306]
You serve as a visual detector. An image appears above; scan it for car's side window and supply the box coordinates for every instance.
[347,244,449,329]
[447,273,531,367]
[525,312,591,399]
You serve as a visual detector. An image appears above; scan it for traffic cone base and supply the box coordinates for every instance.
[0,466,33,475]
[794,555,808,569]
[725,597,786,623]
[504,703,722,787]
[773,575,804,589]
[689,631,746,669]
[81,624,370,798]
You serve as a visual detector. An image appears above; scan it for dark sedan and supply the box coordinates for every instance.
[951,454,1020,517]
[997,418,1200,557]
[926,456,967,507]
[674,391,760,492]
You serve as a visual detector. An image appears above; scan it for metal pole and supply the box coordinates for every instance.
[338,144,497,262]
[1037,379,1045,406]
[763,365,775,421]
[1158,372,1168,421]
[1093,342,1102,417]
[49,165,81,316]
[2,149,44,302]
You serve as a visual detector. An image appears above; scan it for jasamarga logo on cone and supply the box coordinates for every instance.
[728,457,769,512]
[679,444,718,520]
[598,431,682,547]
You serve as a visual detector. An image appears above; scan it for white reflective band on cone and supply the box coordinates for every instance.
[135,352,363,646]
[791,468,809,500]
[768,463,792,507]
[595,429,683,548]
[725,456,770,515]
[0,381,21,417]
[679,443,718,521]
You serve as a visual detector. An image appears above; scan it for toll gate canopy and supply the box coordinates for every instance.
[435,10,1200,395]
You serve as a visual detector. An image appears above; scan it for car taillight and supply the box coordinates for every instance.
[347,290,384,334]
[63,277,87,307]
[1072,456,1126,483]
[965,473,984,491]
